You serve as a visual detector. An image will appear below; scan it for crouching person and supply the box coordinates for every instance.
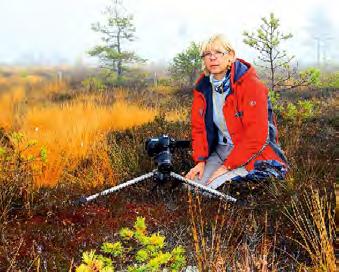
[185,34,287,189]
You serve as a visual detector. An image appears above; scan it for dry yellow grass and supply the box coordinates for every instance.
[150,84,175,95]
[165,109,189,122]
[0,76,8,85]
[284,188,335,272]
[0,74,43,87]
[22,75,44,84]
[0,87,25,129]
[0,72,157,187]
[20,99,157,186]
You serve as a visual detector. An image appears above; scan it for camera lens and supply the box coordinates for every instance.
[155,150,172,173]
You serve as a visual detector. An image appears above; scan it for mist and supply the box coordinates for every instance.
[0,0,337,68]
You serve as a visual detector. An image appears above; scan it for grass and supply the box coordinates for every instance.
[0,67,336,271]
[21,98,156,186]
[0,76,157,187]
[188,194,241,271]
[284,188,335,271]
[0,86,25,129]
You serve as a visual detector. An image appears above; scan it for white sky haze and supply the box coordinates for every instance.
[0,0,338,66]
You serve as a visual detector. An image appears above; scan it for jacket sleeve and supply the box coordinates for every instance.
[223,78,269,170]
[191,90,208,162]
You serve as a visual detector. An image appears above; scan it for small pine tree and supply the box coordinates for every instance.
[76,217,187,271]
[243,13,293,91]
[169,42,202,87]
[89,0,144,80]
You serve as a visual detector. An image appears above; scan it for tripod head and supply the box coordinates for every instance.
[145,135,190,181]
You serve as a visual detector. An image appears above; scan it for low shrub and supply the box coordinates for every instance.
[75,217,186,271]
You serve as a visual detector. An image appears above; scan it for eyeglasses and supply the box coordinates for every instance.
[201,50,229,59]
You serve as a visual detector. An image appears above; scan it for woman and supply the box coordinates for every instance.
[185,34,287,189]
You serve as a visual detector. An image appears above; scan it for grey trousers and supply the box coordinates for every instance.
[194,144,248,189]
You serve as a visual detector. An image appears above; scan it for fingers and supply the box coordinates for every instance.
[206,176,214,185]
[207,166,228,185]
[197,162,205,180]
[185,169,196,180]
[187,170,196,180]
[185,169,195,179]
[185,163,204,181]
[186,169,198,180]
[207,170,218,184]
[198,169,204,180]
[207,173,218,185]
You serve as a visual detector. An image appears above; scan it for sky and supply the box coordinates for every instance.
[0,0,338,67]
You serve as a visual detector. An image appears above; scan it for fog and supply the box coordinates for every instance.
[0,0,337,67]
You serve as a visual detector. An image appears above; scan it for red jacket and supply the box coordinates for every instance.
[191,59,287,171]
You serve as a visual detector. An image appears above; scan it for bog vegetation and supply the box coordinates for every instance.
[0,61,336,271]
[0,7,336,272]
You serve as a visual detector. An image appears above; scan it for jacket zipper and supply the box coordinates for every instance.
[197,92,208,156]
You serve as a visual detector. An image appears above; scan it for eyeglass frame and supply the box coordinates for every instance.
[200,50,230,59]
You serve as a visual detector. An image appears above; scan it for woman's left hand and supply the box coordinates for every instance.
[206,165,229,185]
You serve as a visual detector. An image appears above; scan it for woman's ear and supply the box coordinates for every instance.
[229,50,236,62]
[227,50,236,69]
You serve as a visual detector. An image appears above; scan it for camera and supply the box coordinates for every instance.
[145,135,190,173]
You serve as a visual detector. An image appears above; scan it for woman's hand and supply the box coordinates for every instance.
[207,165,229,185]
[185,162,205,180]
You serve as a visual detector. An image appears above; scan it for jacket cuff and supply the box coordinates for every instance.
[194,156,208,163]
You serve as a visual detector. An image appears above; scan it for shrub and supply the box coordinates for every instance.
[317,71,339,88]
[75,217,186,271]
[269,90,284,112]
[283,100,317,122]
[82,77,106,92]
[0,131,47,221]
[269,90,318,123]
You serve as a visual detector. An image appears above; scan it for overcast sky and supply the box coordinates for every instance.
[0,0,338,66]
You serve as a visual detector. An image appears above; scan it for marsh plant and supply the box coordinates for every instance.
[0,131,47,221]
[76,217,186,272]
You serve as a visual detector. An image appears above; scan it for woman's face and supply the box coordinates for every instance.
[202,43,235,80]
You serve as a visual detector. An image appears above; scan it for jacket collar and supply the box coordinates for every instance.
[195,58,251,93]
[231,58,250,84]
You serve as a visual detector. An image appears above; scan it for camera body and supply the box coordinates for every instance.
[145,135,190,174]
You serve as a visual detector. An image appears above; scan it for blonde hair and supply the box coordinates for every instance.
[200,34,236,75]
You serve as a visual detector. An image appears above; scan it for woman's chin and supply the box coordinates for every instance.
[210,71,224,77]
[209,69,219,74]
[209,67,226,75]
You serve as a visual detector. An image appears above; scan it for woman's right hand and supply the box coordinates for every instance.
[185,162,205,181]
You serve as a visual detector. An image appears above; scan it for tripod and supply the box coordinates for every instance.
[77,169,237,204]
[76,135,237,205]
